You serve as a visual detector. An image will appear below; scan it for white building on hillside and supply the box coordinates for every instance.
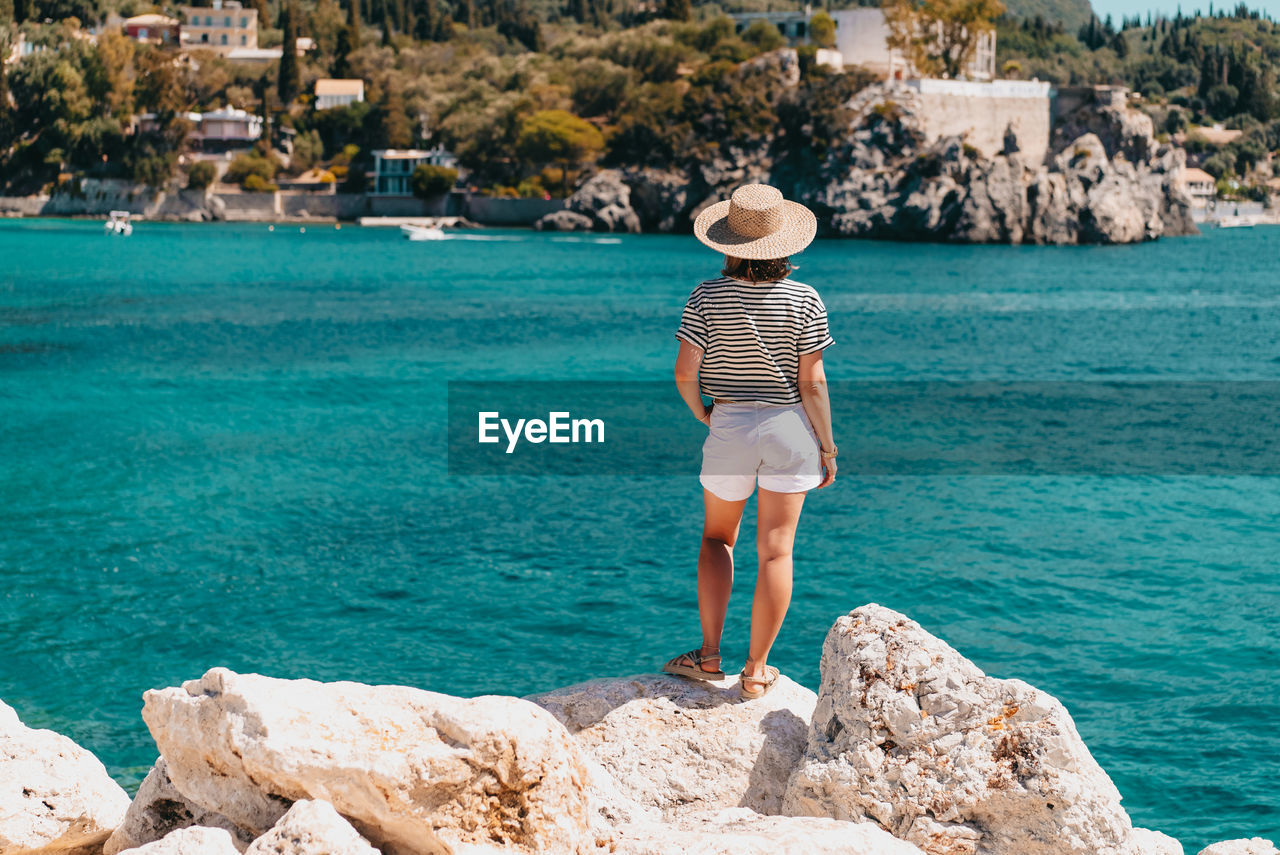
[314,79,366,109]
[1178,167,1216,208]
[727,6,995,80]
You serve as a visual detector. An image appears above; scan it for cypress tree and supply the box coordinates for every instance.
[414,0,436,39]
[661,0,688,19]
[13,0,29,22]
[332,0,361,77]
[278,0,300,104]
[459,0,475,29]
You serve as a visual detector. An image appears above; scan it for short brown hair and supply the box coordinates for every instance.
[722,255,794,283]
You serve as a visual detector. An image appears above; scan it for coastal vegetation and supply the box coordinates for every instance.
[0,0,1279,199]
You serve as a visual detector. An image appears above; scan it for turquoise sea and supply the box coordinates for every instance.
[1,219,1278,849]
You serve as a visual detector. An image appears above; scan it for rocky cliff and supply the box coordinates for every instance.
[547,68,1198,245]
[3,605,1273,855]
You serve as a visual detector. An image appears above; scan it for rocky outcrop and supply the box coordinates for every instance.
[527,673,815,824]
[612,808,925,855]
[533,210,593,231]
[620,168,691,233]
[242,801,377,855]
[796,82,1197,244]
[104,760,250,855]
[782,604,1174,855]
[0,700,130,855]
[541,170,641,233]
[1197,841,1280,855]
[118,828,240,855]
[141,668,594,855]
[7,604,1255,855]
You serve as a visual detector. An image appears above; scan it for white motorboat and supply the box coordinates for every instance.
[105,210,133,235]
[1215,215,1258,228]
[400,223,446,241]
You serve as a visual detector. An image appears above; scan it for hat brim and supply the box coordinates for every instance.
[693,199,817,260]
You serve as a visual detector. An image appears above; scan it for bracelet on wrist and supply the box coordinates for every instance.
[820,445,838,459]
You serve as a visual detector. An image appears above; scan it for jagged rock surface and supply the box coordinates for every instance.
[104,760,251,855]
[242,801,377,855]
[141,668,593,855]
[782,604,1157,855]
[118,827,240,855]
[533,210,593,231]
[1197,841,1280,855]
[561,170,641,233]
[796,83,1197,244]
[0,699,131,855]
[527,673,815,825]
[612,808,926,855]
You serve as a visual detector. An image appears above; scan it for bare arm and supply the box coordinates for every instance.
[674,341,711,424]
[799,349,837,488]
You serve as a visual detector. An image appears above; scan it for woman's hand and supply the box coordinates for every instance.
[818,455,837,489]
[698,402,715,426]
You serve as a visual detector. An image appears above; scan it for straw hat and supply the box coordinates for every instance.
[693,184,817,260]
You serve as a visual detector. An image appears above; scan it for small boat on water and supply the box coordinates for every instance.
[104,211,133,235]
[400,223,446,241]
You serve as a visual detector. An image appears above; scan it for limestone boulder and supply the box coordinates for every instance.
[141,668,593,855]
[0,699,130,855]
[242,801,376,855]
[1130,827,1184,855]
[118,827,240,855]
[613,808,927,855]
[534,210,592,232]
[1197,841,1280,855]
[621,168,691,232]
[565,170,641,233]
[528,673,814,825]
[782,604,1150,855]
[104,760,251,855]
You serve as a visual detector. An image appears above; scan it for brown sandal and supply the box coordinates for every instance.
[662,647,725,681]
[738,658,780,700]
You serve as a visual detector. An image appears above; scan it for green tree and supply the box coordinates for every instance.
[410,163,457,196]
[291,128,324,171]
[413,0,435,39]
[379,81,412,147]
[515,109,603,196]
[741,20,784,52]
[186,160,218,189]
[278,0,301,104]
[883,0,1005,79]
[809,11,836,48]
[662,0,690,22]
[333,0,361,77]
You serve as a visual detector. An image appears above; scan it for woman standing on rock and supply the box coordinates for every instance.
[665,184,838,700]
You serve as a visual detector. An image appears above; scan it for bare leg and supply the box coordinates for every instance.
[743,487,806,693]
[670,489,745,674]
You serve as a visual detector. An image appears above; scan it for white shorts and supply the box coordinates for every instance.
[700,401,823,502]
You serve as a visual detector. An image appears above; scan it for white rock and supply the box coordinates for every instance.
[141,668,592,855]
[243,800,376,855]
[0,699,131,855]
[782,604,1146,855]
[120,826,240,855]
[1130,827,1184,854]
[612,808,926,855]
[527,673,814,822]
[1198,840,1280,855]
[104,759,251,855]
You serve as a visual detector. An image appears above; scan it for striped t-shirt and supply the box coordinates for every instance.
[675,276,834,405]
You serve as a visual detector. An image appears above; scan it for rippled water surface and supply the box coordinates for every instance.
[2,219,1278,849]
